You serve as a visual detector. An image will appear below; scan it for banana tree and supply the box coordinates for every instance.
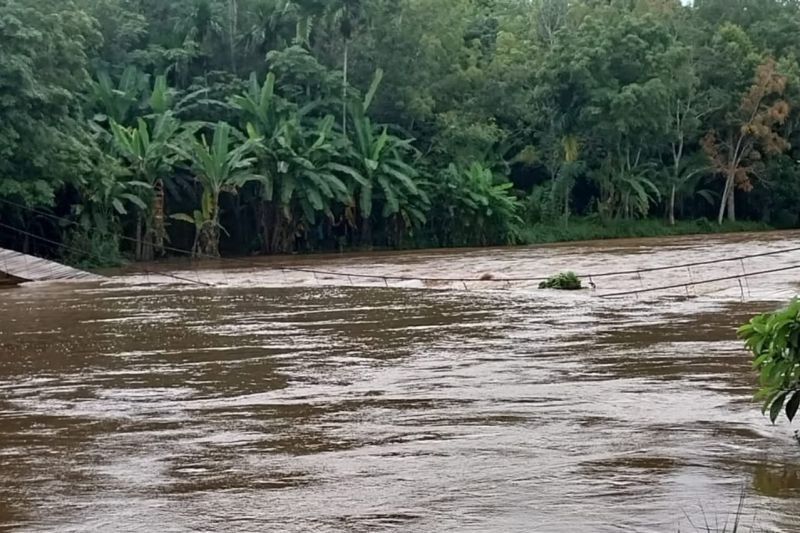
[69,173,149,267]
[233,71,289,251]
[176,122,264,257]
[90,66,150,126]
[345,70,425,245]
[171,207,209,257]
[109,112,187,260]
[432,163,520,246]
[233,72,361,252]
[463,163,521,244]
[254,113,359,252]
[232,72,283,136]
[594,160,661,220]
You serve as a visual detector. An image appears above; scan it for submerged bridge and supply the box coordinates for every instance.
[0,247,102,286]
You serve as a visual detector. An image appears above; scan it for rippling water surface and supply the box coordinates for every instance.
[2,232,800,532]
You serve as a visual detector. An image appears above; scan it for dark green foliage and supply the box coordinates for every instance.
[63,228,124,269]
[739,300,800,424]
[747,154,800,228]
[539,272,582,291]
[3,0,800,261]
[0,0,100,206]
[519,218,769,246]
[426,162,522,247]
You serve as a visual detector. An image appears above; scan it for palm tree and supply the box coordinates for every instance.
[240,0,298,56]
[548,135,584,220]
[324,0,363,136]
[594,161,661,220]
[177,122,265,256]
[662,155,710,225]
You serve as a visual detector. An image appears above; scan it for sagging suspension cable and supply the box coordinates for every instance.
[599,262,800,299]
[1,196,799,285]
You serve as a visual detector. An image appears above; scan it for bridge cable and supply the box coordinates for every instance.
[0,222,213,287]
[599,262,800,299]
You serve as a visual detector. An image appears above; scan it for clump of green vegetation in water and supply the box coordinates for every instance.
[739,299,800,424]
[538,272,582,290]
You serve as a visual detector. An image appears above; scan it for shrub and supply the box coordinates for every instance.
[739,299,800,423]
[426,162,523,247]
[63,229,124,269]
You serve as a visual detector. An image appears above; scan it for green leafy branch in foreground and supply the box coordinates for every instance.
[739,299,800,424]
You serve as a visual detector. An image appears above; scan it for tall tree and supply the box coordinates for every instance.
[703,59,791,223]
[0,0,100,207]
[324,0,363,136]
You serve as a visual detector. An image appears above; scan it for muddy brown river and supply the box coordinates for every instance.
[2,232,800,532]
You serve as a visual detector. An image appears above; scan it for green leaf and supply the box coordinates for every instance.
[328,163,368,186]
[306,187,324,210]
[770,391,790,423]
[120,194,147,211]
[787,392,800,422]
[363,68,384,111]
[171,213,197,225]
[360,185,373,218]
[111,198,127,215]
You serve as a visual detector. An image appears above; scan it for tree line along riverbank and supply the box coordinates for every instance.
[2,0,799,267]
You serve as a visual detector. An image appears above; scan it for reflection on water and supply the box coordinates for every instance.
[752,462,800,498]
[2,231,800,532]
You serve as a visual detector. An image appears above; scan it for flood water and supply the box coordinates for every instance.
[2,231,800,532]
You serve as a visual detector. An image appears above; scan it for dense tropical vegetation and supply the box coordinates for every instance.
[2,0,800,263]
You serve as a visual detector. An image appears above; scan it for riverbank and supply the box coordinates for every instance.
[518,218,772,246]
[76,218,778,270]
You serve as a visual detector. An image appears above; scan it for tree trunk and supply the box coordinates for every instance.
[141,221,154,262]
[669,185,676,226]
[228,0,238,73]
[191,226,201,258]
[360,216,372,249]
[717,173,734,224]
[727,186,736,222]
[153,179,166,257]
[200,193,221,257]
[259,202,270,254]
[259,202,288,255]
[342,40,349,137]
[135,215,143,261]
[271,207,290,254]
